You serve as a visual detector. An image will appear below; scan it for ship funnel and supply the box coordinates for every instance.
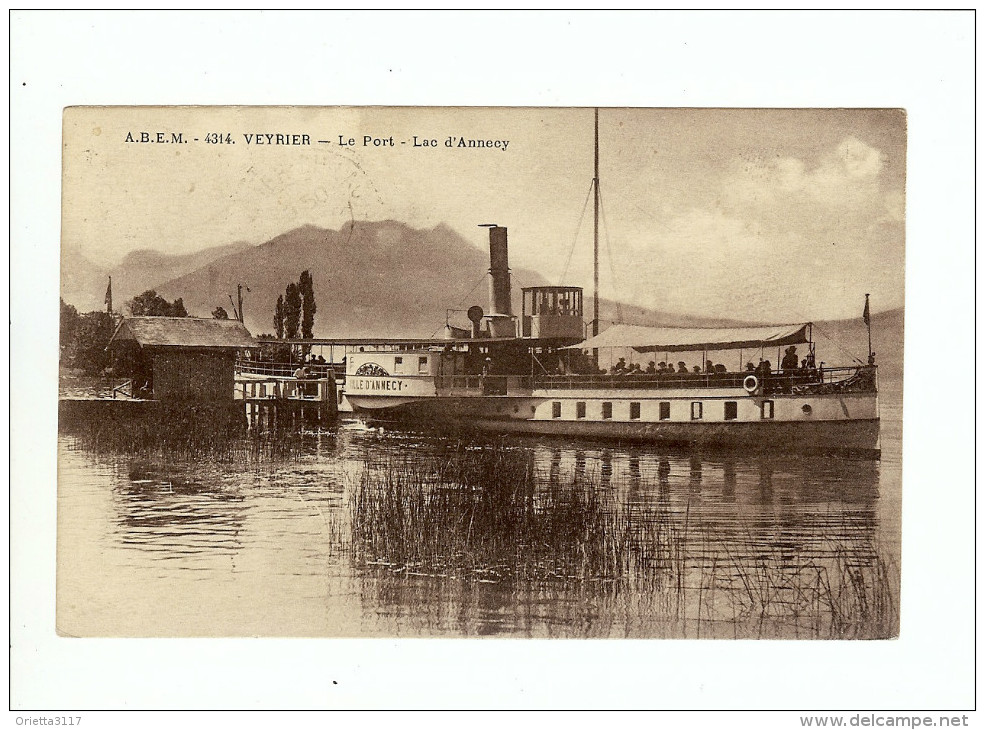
[484,225,512,316]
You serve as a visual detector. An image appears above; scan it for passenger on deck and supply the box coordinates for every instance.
[756,359,772,377]
[705,361,715,373]
[714,364,727,373]
[677,362,688,374]
[657,361,668,374]
[645,361,656,374]
[746,362,756,372]
[692,366,701,374]
[613,357,627,374]
[629,363,643,374]
[781,346,799,372]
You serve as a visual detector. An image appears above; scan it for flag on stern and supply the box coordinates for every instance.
[105,276,113,313]
[862,294,870,326]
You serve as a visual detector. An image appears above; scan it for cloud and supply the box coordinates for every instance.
[723,136,887,213]
[598,137,905,321]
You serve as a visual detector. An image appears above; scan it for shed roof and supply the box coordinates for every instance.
[109,317,256,349]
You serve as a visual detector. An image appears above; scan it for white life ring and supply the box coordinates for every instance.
[743,375,759,393]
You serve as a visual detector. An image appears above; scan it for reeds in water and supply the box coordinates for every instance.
[349,443,899,639]
[60,401,308,463]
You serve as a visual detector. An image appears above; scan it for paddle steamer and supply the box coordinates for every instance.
[251,111,881,456]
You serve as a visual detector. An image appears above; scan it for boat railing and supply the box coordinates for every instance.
[534,365,876,393]
[236,357,341,380]
[435,375,533,395]
[235,374,336,401]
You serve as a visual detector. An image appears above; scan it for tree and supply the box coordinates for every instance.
[299,270,316,340]
[127,289,189,317]
[60,298,80,357]
[212,306,229,320]
[284,283,302,340]
[66,310,116,374]
[273,295,285,339]
[255,333,291,363]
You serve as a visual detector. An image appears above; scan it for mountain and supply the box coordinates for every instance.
[60,248,110,311]
[151,221,752,339]
[59,241,254,312]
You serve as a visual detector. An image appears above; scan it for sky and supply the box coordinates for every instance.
[63,106,906,322]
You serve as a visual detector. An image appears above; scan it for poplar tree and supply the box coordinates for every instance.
[273,295,285,339]
[284,283,302,340]
[299,270,316,340]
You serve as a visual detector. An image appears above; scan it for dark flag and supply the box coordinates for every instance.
[105,276,113,313]
[862,295,870,326]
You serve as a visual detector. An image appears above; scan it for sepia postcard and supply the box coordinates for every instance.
[11,9,976,717]
[57,105,905,641]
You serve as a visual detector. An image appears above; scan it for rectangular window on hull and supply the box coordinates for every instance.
[762,400,774,420]
[576,402,586,419]
[691,402,703,420]
[418,356,428,374]
[724,401,738,420]
[602,402,612,419]
[630,402,641,420]
[552,401,562,419]
[659,402,671,420]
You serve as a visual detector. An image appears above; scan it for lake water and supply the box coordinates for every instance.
[56,383,901,639]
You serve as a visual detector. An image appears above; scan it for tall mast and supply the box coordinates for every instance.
[593,107,600,338]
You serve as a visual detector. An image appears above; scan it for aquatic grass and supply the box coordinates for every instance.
[60,401,311,463]
[348,443,899,639]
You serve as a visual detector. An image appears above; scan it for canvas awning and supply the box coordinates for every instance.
[564,323,811,353]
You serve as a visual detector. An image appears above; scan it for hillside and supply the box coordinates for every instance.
[60,241,254,312]
[61,220,903,380]
[810,306,904,383]
[153,221,750,339]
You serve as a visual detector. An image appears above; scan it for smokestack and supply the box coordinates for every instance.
[487,225,512,316]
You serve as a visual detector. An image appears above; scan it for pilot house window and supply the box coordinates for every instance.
[418,356,429,374]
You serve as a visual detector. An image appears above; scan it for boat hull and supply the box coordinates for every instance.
[347,395,881,457]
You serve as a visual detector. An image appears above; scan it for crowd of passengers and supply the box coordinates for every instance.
[600,346,817,379]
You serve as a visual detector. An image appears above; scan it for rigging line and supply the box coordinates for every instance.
[558,181,595,286]
[598,185,624,323]
[809,322,867,364]
[772,295,868,363]
[773,299,867,364]
[428,271,490,338]
[457,271,490,309]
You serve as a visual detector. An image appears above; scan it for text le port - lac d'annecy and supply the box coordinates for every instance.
[123,131,510,150]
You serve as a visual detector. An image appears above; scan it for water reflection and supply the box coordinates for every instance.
[57,415,899,639]
[351,437,891,638]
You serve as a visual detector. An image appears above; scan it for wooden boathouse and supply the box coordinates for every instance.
[108,316,256,402]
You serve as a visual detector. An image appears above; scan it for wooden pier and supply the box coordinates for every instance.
[235,375,339,431]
